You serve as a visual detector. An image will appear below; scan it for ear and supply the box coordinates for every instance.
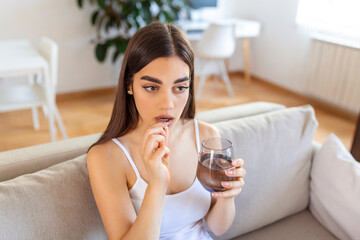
[127,85,133,95]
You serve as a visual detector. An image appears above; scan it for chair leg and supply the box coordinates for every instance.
[31,107,40,130]
[54,106,68,139]
[196,74,207,101]
[27,74,40,130]
[42,105,48,118]
[47,105,57,142]
[219,60,235,97]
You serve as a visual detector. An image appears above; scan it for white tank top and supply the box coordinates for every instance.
[112,119,213,239]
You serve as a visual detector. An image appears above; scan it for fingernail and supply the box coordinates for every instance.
[212,193,219,197]
[232,159,238,165]
[222,182,230,187]
[226,170,233,175]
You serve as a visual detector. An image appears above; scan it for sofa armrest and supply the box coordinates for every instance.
[195,101,285,123]
[0,133,101,182]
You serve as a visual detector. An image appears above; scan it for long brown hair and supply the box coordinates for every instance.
[89,22,195,150]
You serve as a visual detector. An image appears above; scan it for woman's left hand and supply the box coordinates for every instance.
[212,158,246,199]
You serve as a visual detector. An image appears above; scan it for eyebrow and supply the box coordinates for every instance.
[140,75,189,84]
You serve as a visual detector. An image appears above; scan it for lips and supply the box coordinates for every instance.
[155,115,174,125]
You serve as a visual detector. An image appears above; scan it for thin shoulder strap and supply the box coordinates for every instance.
[194,119,201,153]
[112,138,141,179]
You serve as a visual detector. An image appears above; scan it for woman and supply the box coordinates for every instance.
[87,22,246,240]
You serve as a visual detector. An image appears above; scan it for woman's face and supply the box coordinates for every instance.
[131,56,190,129]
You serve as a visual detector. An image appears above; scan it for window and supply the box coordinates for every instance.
[296,0,360,48]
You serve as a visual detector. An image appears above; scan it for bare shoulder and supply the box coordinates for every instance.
[87,140,127,184]
[196,119,220,139]
[87,141,115,169]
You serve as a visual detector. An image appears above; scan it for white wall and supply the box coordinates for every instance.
[0,0,120,93]
[225,0,312,94]
[1,0,312,94]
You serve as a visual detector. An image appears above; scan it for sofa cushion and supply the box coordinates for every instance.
[0,154,107,240]
[196,101,285,123]
[234,210,336,240]
[310,133,360,240]
[209,105,318,239]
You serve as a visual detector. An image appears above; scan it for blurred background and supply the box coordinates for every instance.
[0,0,359,153]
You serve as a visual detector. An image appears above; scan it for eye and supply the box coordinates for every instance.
[174,86,189,93]
[143,86,159,92]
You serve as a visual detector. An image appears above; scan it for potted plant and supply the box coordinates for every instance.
[77,0,191,63]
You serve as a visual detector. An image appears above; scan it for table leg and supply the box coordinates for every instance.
[351,113,360,162]
[43,67,56,142]
[242,38,251,84]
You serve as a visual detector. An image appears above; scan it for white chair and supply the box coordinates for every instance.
[195,21,236,101]
[0,37,68,141]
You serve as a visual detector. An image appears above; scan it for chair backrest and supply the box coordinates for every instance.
[197,21,236,59]
[38,37,58,88]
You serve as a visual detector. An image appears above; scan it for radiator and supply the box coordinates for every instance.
[305,39,360,114]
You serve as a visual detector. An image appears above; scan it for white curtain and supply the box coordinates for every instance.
[296,0,360,47]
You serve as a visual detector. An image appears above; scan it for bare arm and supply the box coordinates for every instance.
[204,159,246,236]
[197,121,246,236]
[87,147,166,240]
[87,123,170,240]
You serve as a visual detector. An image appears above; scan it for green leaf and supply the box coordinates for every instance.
[95,43,107,62]
[132,7,139,19]
[112,50,121,63]
[91,10,99,25]
[126,21,132,29]
[122,2,134,16]
[134,19,140,30]
[139,7,151,24]
[166,9,176,22]
[77,0,83,8]
[117,39,128,53]
[158,10,166,22]
[97,0,106,9]
[154,0,163,7]
[105,19,112,32]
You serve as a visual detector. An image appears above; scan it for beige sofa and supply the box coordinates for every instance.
[0,102,351,239]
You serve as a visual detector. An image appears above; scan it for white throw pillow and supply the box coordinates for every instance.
[310,134,360,240]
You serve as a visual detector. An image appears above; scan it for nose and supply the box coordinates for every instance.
[159,90,175,110]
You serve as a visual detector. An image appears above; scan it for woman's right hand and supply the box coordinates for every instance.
[140,123,170,192]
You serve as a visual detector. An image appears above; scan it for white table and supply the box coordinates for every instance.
[0,40,56,141]
[178,18,261,84]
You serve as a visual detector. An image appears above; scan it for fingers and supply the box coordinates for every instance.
[231,158,244,168]
[144,123,168,143]
[221,178,245,189]
[212,159,246,199]
[225,167,246,179]
[212,178,245,198]
[212,186,243,198]
[153,146,170,166]
[142,134,166,157]
[141,123,169,157]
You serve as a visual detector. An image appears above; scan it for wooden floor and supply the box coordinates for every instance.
[0,72,357,152]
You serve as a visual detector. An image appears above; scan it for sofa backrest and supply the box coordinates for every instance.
[211,105,318,239]
[195,101,285,123]
[0,133,101,182]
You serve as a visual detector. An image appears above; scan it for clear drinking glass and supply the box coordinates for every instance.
[196,137,236,192]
